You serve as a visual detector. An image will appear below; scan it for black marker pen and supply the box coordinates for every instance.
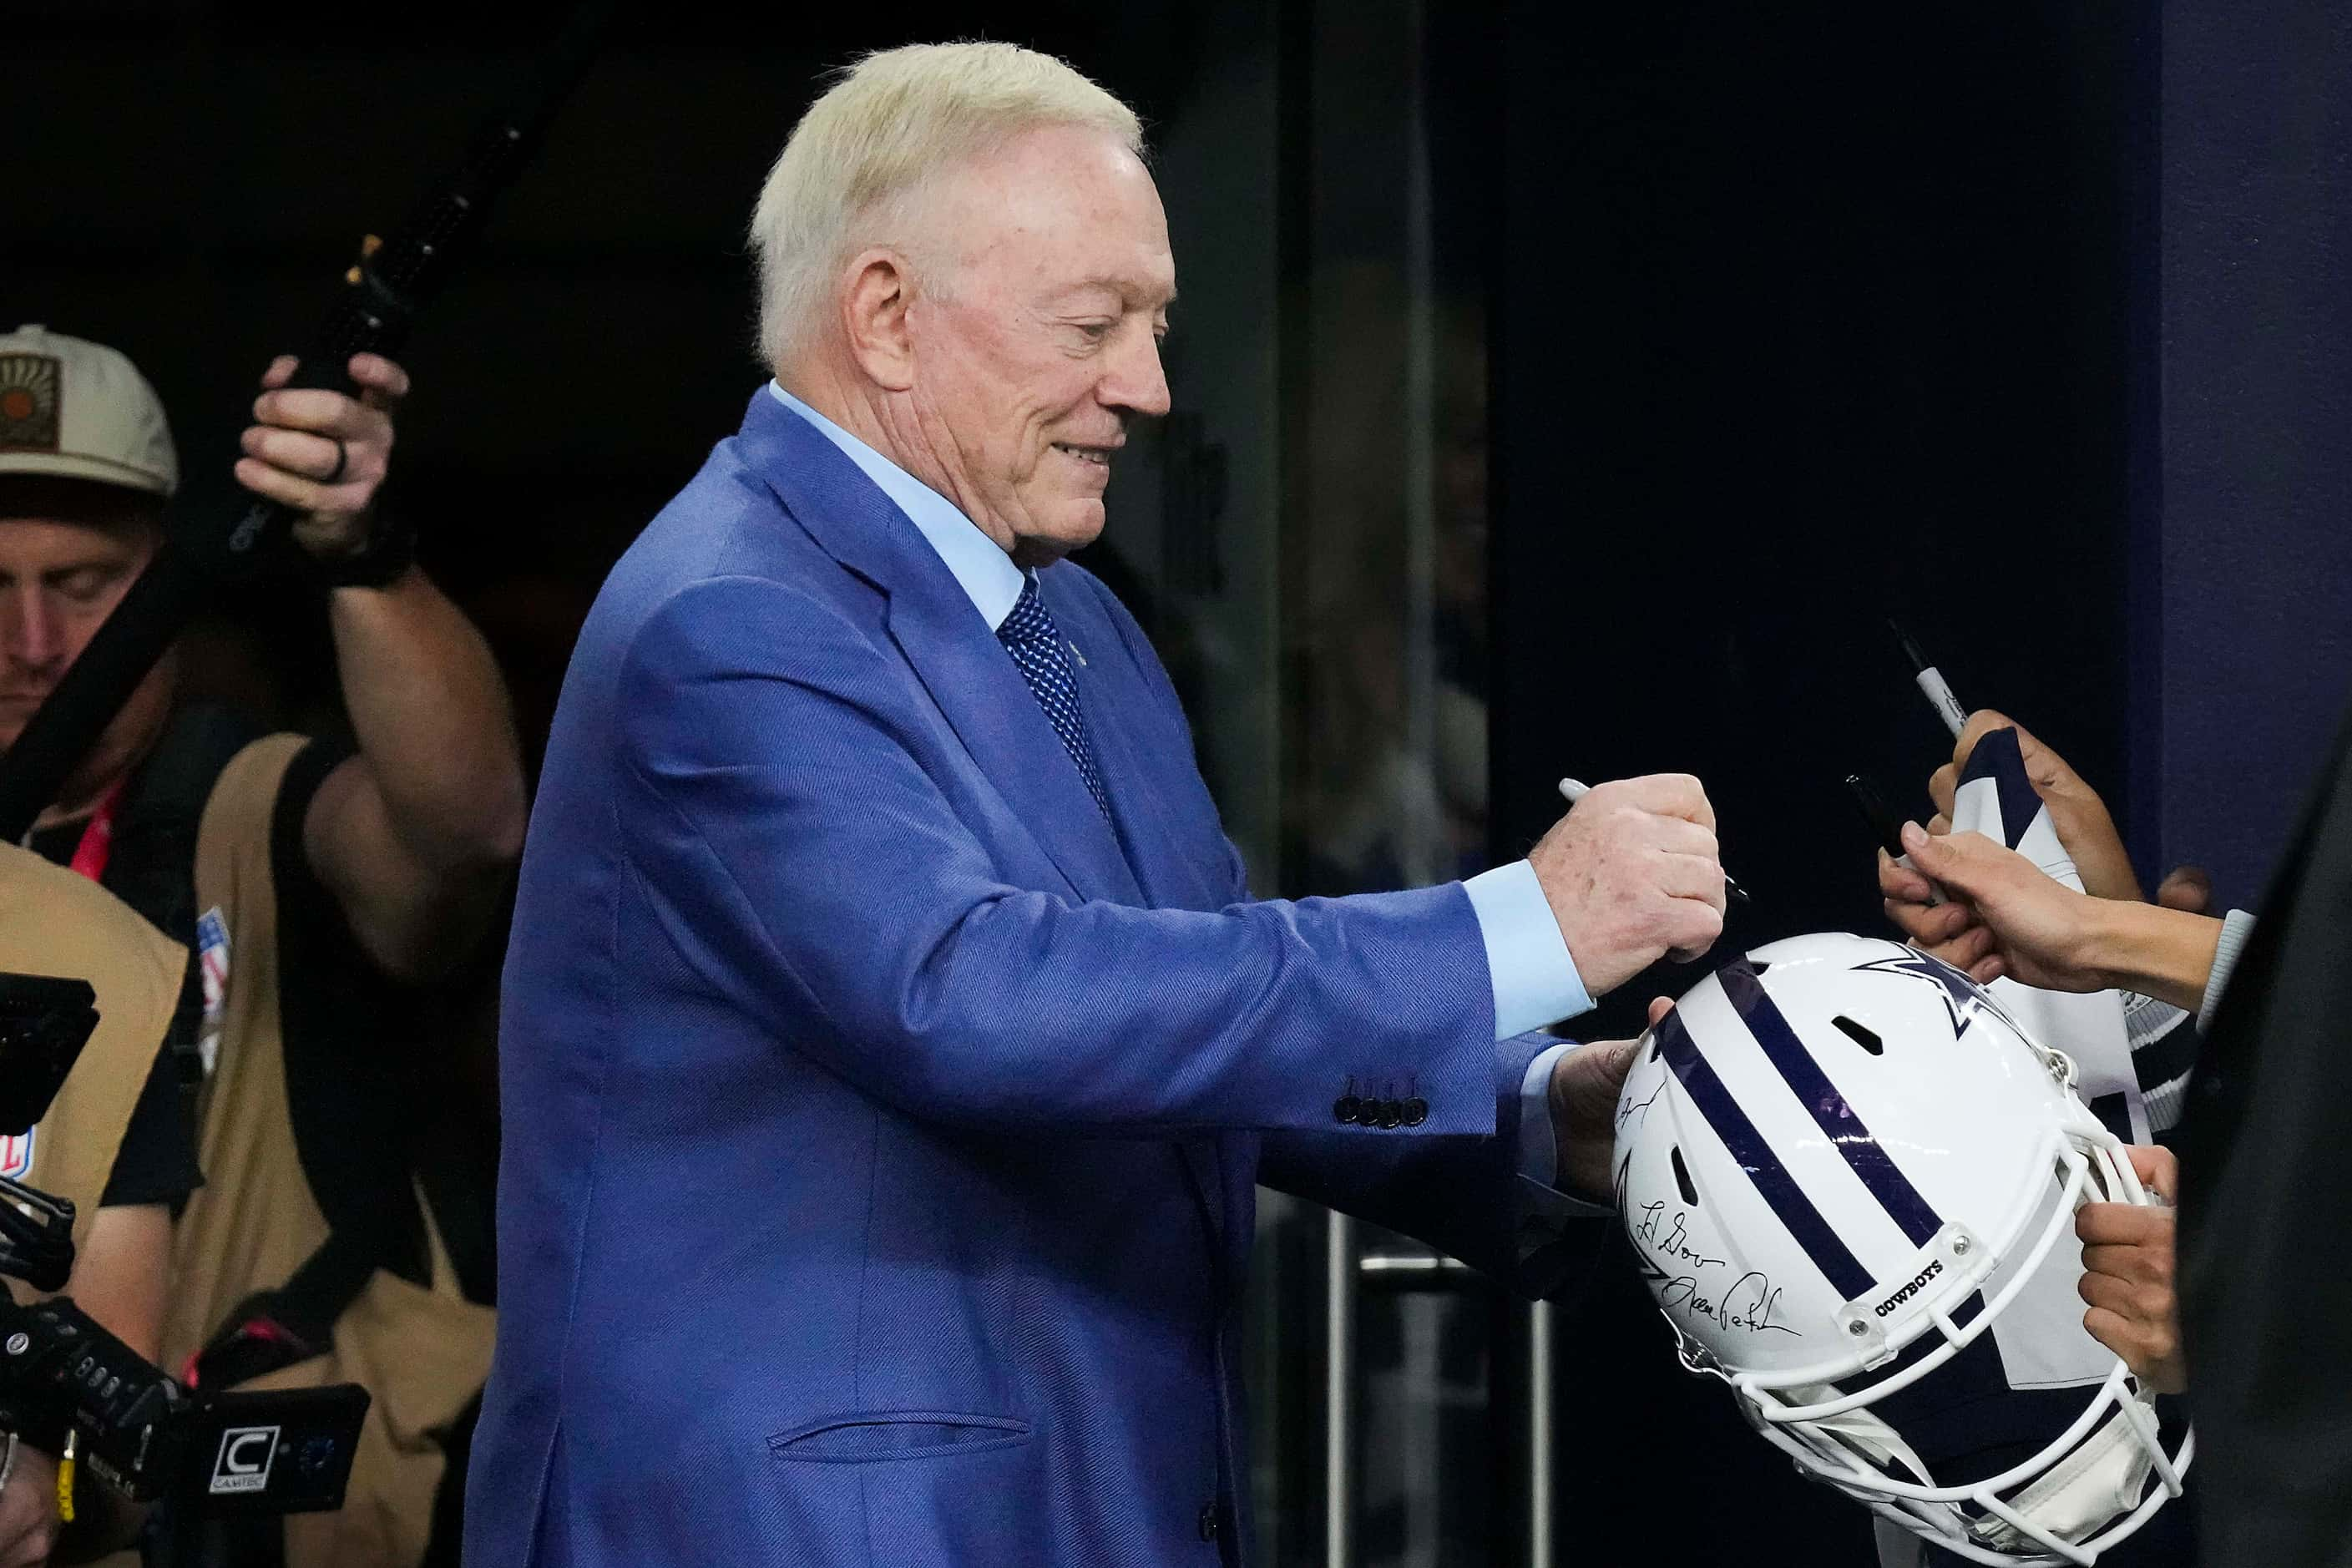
[1846,771,1940,907]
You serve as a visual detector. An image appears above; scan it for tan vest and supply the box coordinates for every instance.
[0,842,184,1298]
[161,736,496,1568]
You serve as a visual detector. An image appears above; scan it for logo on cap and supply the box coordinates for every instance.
[0,356,61,452]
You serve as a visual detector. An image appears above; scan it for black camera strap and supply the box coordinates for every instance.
[187,1227,379,1392]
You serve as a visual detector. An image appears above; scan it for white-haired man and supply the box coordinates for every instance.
[469,43,1726,1567]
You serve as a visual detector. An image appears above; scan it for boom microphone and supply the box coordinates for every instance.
[0,0,615,841]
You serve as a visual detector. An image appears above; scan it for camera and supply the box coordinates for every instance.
[0,972,368,1514]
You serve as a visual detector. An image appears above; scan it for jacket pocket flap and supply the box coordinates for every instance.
[769,1410,1032,1463]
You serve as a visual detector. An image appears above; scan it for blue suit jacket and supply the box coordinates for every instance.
[464,390,1581,1568]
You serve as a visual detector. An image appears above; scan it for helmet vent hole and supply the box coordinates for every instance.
[1831,1015,1884,1056]
[1670,1145,1700,1206]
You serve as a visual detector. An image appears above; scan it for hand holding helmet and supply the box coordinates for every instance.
[1546,995,1673,1200]
[2076,1146,2184,1396]
[1611,933,2191,1565]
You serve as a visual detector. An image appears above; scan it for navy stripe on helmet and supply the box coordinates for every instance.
[1718,960,1943,1249]
[1651,1004,1874,1300]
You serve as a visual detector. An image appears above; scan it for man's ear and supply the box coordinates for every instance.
[840,250,918,392]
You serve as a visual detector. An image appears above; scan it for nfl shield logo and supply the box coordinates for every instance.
[0,1130,34,1181]
[196,907,231,1078]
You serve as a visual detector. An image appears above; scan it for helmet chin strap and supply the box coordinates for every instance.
[1974,1403,2157,1555]
[1793,1389,2161,1564]
[1797,1396,1935,1488]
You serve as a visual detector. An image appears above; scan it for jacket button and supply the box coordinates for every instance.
[1402,1096,1429,1126]
[1333,1095,1361,1124]
[1378,1098,1404,1129]
[1199,1501,1219,1540]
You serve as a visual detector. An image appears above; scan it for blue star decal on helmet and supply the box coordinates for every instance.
[1855,949,1991,1038]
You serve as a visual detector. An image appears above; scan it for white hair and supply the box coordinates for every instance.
[748,42,1146,374]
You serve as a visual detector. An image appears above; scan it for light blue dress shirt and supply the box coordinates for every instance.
[766,382,1595,1186]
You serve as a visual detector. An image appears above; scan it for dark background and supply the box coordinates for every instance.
[8,0,1226,767]
[1495,3,2147,1040]
[1492,7,2142,1560]
[11,3,2351,1564]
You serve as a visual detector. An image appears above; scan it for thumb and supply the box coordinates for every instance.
[1646,995,1675,1029]
[2126,1144,2179,1204]
[1900,819,1950,867]
[1569,1036,1640,1104]
[1901,821,1991,895]
[1590,1034,1639,1076]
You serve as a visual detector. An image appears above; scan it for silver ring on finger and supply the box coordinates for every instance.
[322,438,348,484]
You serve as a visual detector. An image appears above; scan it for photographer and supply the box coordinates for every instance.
[0,326,524,1568]
[0,843,199,1565]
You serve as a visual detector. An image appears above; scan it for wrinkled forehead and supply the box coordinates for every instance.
[929,125,1177,308]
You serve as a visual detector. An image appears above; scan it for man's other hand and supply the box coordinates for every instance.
[234,352,408,554]
[1550,995,1672,1200]
[2078,1145,2185,1394]
[1530,774,1725,998]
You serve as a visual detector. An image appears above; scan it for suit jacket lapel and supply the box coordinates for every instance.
[736,392,1143,906]
[1037,571,1221,913]
[738,393,1234,1262]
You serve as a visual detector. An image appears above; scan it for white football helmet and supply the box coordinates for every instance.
[1611,933,2192,1565]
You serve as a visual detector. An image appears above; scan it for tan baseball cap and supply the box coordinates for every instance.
[0,325,179,498]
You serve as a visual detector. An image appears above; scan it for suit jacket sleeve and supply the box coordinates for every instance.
[1072,567,1603,1297]
[615,572,1502,1139]
[1255,1033,1601,1298]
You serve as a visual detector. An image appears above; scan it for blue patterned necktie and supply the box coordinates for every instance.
[996,578,1111,820]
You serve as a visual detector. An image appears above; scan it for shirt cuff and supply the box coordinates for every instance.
[2198,908,2259,1034]
[1518,1041,1576,1189]
[1510,1041,1611,1222]
[1463,861,1594,1039]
